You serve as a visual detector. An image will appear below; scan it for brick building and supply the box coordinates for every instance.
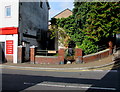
[53,8,72,19]
[0,0,50,63]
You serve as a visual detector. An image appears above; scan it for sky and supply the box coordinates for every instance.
[49,0,74,20]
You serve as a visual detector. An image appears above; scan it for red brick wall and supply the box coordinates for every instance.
[35,56,60,64]
[100,50,109,58]
[17,46,23,63]
[74,48,83,63]
[30,48,65,64]
[6,55,13,63]
[83,55,99,63]
[30,47,111,64]
[75,48,82,57]
[58,48,65,62]
[30,46,36,64]
[109,47,113,55]
[83,49,110,63]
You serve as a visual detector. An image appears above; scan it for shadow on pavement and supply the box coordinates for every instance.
[2,51,120,92]
[86,58,120,92]
[2,63,120,92]
[86,48,120,92]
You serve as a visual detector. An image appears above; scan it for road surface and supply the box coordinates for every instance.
[1,67,120,92]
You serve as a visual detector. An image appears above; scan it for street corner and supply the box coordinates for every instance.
[0,62,117,72]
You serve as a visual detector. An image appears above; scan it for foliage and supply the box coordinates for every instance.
[50,2,120,55]
[74,2,120,54]
[78,39,98,55]
[73,2,120,42]
[49,18,70,47]
[56,15,84,46]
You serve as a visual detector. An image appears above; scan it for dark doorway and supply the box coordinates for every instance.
[0,42,6,63]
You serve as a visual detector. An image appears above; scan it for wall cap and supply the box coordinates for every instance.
[75,48,82,50]
[30,45,36,48]
[58,47,65,50]
[18,45,23,48]
[35,56,58,58]
[83,49,110,58]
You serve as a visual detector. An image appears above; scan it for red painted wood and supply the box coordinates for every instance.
[0,27,18,35]
[6,40,13,54]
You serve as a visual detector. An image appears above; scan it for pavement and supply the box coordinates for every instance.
[0,55,120,72]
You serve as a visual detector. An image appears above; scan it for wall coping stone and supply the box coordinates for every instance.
[30,45,37,48]
[83,49,110,58]
[18,45,23,48]
[35,56,58,58]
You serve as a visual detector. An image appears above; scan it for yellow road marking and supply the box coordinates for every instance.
[1,63,120,72]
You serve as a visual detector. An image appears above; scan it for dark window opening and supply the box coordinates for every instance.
[40,1,43,8]
[20,3,22,5]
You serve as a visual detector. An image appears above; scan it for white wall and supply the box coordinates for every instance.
[0,34,18,63]
[0,0,19,63]
[0,0,19,28]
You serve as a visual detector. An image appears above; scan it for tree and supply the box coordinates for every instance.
[49,1,120,55]
[73,1,120,54]
[73,2,120,43]
[49,18,70,48]
[56,15,84,46]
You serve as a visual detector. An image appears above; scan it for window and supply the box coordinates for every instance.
[5,6,11,17]
[40,0,43,8]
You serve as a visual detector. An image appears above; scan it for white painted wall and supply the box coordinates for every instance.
[0,0,19,28]
[0,0,19,63]
[0,34,18,63]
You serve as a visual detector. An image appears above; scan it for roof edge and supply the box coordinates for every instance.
[53,8,72,18]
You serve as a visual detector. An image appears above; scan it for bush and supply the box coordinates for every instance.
[78,39,98,55]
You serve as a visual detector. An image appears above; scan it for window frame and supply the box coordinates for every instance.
[5,6,11,17]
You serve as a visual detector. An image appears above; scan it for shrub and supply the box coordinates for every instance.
[78,39,98,55]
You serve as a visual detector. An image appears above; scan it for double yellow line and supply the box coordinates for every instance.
[0,62,120,72]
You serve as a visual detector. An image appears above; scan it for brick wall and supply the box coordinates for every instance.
[30,46,112,64]
[74,48,83,63]
[35,56,59,64]
[54,9,72,18]
[30,46,36,64]
[58,48,65,62]
[30,47,65,64]
[6,55,13,63]
[83,49,110,63]
[17,46,23,63]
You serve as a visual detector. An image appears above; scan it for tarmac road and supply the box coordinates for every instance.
[1,55,120,91]
[1,68,120,92]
